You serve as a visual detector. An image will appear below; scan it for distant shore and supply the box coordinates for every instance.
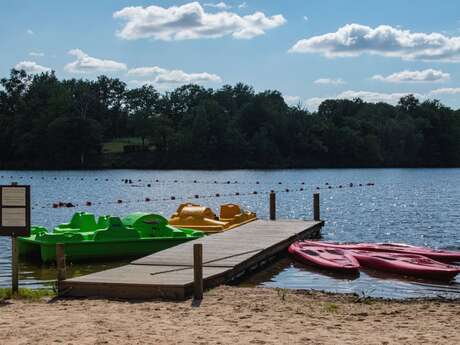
[1,286,459,345]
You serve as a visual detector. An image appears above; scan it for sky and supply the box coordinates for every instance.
[1,0,460,110]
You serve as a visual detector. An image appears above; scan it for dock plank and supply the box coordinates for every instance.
[133,220,318,267]
[60,219,323,300]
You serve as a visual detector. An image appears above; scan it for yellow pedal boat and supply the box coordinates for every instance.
[169,203,257,234]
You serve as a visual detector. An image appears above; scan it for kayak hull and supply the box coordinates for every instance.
[300,241,460,263]
[288,242,360,274]
[351,250,460,281]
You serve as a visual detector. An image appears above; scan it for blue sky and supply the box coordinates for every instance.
[1,0,460,110]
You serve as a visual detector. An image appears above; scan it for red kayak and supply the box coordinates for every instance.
[288,242,360,274]
[351,250,460,280]
[299,241,460,263]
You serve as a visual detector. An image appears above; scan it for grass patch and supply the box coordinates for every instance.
[324,302,339,313]
[0,288,56,302]
[102,137,146,154]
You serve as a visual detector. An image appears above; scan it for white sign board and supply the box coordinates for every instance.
[2,187,27,206]
[0,185,30,236]
[1,208,26,227]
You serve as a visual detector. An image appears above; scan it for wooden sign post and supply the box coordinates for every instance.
[0,185,31,295]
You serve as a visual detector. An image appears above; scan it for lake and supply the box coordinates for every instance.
[1,169,459,299]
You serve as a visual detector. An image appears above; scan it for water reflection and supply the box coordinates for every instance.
[243,258,460,299]
[1,168,460,299]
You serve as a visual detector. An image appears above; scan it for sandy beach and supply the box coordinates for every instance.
[1,286,459,345]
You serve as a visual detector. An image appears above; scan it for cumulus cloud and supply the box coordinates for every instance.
[26,29,34,35]
[64,49,127,74]
[29,52,45,57]
[128,66,221,84]
[238,2,247,9]
[204,2,231,9]
[283,95,301,104]
[113,2,286,41]
[314,78,346,85]
[337,90,423,104]
[305,97,325,111]
[373,69,450,83]
[15,61,51,73]
[430,87,460,95]
[305,90,424,111]
[289,23,460,62]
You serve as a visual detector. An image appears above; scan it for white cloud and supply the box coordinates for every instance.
[128,67,168,76]
[373,69,450,83]
[128,66,221,85]
[314,78,346,85]
[15,61,51,73]
[26,29,34,35]
[430,88,460,95]
[64,49,127,74]
[283,95,301,104]
[29,52,45,57]
[289,23,460,62]
[303,16,309,22]
[204,2,231,9]
[113,2,286,41]
[305,97,325,111]
[238,2,247,9]
[305,90,424,111]
[337,90,423,104]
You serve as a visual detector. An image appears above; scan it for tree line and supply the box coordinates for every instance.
[1,69,460,169]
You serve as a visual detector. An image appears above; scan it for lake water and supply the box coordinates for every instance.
[0,169,459,299]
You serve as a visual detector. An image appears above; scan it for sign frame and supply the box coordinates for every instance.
[0,185,31,237]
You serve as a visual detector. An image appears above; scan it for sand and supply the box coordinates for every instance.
[1,286,459,345]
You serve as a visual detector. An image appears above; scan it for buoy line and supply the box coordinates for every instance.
[31,182,375,209]
[0,175,376,188]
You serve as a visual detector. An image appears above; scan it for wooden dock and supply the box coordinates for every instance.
[59,219,324,300]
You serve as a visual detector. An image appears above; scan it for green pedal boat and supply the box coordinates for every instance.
[18,212,204,263]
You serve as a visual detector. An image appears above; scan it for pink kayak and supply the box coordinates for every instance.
[299,241,460,263]
[288,242,360,274]
[351,250,460,280]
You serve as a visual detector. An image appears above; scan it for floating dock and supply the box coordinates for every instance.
[59,219,324,300]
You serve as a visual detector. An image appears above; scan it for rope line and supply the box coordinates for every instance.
[1,175,376,187]
[29,183,375,209]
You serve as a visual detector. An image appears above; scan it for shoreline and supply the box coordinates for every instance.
[1,286,459,344]
[2,166,460,171]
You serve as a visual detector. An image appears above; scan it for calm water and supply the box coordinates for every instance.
[0,169,459,299]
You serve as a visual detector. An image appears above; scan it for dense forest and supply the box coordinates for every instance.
[1,69,460,169]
